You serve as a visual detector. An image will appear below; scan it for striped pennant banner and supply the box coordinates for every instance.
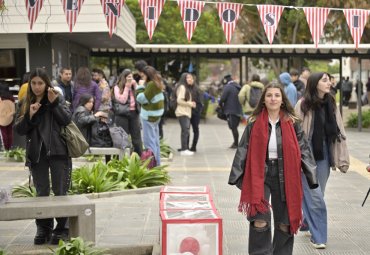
[177,0,205,41]
[139,0,166,40]
[343,9,369,48]
[101,0,125,37]
[257,5,284,44]
[61,0,84,33]
[216,2,242,44]
[25,0,44,30]
[304,7,330,48]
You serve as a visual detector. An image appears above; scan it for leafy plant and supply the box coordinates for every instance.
[84,155,104,162]
[160,139,173,158]
[71,162,119,194]
[346,110,370,128]
[4,147,26,162]
[51,237,108,255]
[0,247,7,255]
[12,185,36,198]
[121,153,170,189]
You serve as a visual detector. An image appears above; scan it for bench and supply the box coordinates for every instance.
[0,195,95,242]
[84,147,127,162]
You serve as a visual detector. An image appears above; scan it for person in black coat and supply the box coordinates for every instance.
[14,68,72,245]
[219,74,243,148]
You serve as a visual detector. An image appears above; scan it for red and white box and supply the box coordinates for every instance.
[160,209,223,255]
[161,193,213,203]
[160,186,210,200]
[160,200,216,211]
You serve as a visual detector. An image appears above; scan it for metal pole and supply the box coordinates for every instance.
[339,57,343,116]
[358,58,362,131]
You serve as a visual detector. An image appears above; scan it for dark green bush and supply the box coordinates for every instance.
[346,110,370,128]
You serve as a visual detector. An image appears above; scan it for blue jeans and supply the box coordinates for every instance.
[301,142,329,244]
[141,118,161,166]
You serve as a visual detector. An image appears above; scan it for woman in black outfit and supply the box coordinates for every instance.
[15,68,72,245]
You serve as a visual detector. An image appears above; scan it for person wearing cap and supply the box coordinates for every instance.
[219,74,243,149]
[0,82,15,150]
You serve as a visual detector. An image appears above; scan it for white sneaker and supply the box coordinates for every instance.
[180,150,194,156]
[310,240,326,249]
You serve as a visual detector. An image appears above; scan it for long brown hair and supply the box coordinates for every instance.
[142,66,164,91]
[250,82,299,123]
[117,69,132,94]
[75,67,92,87]
[300,72,336,114]
[20,68,52,116]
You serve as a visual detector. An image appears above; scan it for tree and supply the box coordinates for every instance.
[126,0,225,44]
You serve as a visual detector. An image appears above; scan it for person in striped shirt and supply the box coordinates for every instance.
[136,65,164,166]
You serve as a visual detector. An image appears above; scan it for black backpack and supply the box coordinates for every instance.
[169,85,179,111]
[249,86,263,108]
[90,121,113,147]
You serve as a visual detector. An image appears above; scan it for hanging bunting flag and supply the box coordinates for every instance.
[61,0,84,32]
[177,0,205,41]
[216,2,242,44]
[139,0,166,40]
[101,0,125,37]
[303,7,330,48]
[25,0,44,30]
[257,5,284,44]
[343,9,369,48]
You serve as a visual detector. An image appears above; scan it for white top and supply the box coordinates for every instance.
[268,118,279,159]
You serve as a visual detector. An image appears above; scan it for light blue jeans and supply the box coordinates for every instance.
[301,142,330,244]
[141,118,161,166]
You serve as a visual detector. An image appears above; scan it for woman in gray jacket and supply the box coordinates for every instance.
[229,83,318,255]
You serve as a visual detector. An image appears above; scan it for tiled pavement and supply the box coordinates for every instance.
[1,115,370,254]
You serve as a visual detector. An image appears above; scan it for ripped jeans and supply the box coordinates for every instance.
[247,159,294,255]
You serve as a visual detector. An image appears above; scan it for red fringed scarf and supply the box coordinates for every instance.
[238,108,303,234]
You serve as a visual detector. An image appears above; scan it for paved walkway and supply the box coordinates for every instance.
[0,115,370,254]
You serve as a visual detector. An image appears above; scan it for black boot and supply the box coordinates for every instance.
[50,229,69,245]
[34,226,52,245]
[190,145,196,152]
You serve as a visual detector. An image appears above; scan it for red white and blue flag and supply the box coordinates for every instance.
[61,0,84,32]
[177,0,205,41]
[139,0,166,40]
[343,9,369,48]
[101,0,125,37]
[216,2,242,44]
[25,0,44,30]
[303,7,330,48]
[257,5,284,44]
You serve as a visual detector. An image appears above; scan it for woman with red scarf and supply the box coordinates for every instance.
[229,83,318,255]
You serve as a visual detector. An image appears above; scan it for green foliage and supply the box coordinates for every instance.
[72,154,170,193]
[0,247,7,255]
[107,153,170,189]
[51,237,108,255]
[71,162,119,194]
[84,155,104,162]
[126,0,224,44]
[12,185,37,198]
[4,147,26,162]
[160,139,173,158]
[346,110,370,128]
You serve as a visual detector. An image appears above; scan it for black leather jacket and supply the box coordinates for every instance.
[15,96,72,165]
[228,119,318,201]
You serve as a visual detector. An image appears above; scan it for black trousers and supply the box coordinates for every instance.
[189,112,201,149]
[115,111,143,156]
[227,114,240,145]
[30,145,72,232]
[247,159,294,255]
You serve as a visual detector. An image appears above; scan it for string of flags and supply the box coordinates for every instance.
[24,0,370,47]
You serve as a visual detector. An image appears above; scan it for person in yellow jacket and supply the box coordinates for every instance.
[18,72,30,102]
[238,74,265,116]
